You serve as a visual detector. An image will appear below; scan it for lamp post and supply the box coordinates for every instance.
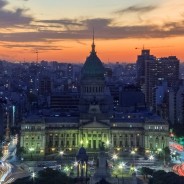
[31,172,36,184]
[131,150,136,167]
[29,147,35,160]
[59,150,64,167]
[157,148,165,166]
[149,155,154,161]
[112,154,118,161]
[118,162,125,184]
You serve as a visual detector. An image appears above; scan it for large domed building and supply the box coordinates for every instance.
[80,37,112,113]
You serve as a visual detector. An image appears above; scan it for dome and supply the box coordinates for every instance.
[81,40,105,80]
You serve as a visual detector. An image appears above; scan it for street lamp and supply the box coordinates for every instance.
[59,150,64,156]
[149,155,154,161]
[106,140,110,146]
[31,172,36,184]
[131,150,136,166]
[29,147,35,160]
[118,162,125,183]
[112,154,118,161]
[74,161,78,167]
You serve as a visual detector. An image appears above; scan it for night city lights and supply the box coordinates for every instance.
[0,0,184,184]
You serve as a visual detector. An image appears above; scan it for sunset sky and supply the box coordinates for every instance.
[0,0,184,62]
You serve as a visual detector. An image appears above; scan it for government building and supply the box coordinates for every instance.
[20,39,169,158]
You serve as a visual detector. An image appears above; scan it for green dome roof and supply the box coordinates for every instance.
[81,43,105,79]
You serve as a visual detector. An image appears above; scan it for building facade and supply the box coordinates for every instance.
[20,111,169,157]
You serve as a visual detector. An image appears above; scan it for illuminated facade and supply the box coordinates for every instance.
[20,111,169,157]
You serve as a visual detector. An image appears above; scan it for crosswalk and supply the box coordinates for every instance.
[3,177,14,184]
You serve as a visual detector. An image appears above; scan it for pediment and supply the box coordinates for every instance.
[81,121,110,128]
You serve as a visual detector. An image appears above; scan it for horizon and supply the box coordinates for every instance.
[0,0,184,62]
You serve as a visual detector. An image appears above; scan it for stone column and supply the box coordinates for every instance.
[128,134,131,147]
[91,135,93,149]
[145,135,148,148]
[64,133,66,148]
[111,133,114,147]
[52,135,55,147]
[58,134,61,148]
[134,134,137,147]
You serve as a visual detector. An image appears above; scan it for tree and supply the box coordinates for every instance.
[149,170,184,184]
[141,167,154,178]
[151,170,166,184]
[16,146,26,159]
[13,168,75,184]
[173,124,184,136]
[163,146,171,163]
[96,178,111,184]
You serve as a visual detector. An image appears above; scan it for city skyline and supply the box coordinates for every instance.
[0,0,184,62]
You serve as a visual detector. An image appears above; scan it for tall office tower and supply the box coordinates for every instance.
[39,76,52,95]
[169,81,184,125]
[0,105,4,138]
[67,63,73,79]
[145,56,179,106]
[136,49,156,86]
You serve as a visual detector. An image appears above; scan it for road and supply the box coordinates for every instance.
[0,135,29,184]
[170,140,184,176]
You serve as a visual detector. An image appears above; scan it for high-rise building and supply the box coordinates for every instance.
[39,76,52,95]
[145,56,179,106]
[169,81,184,125]
[67,63,73,79]
[136,49,156,86]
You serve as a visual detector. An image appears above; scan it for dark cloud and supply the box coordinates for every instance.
[0,0,8,8]
[37,19,82,26]
[0,17,184,44]
[0,0,33,27]
[1,43,62,51]
[115,5,157,14]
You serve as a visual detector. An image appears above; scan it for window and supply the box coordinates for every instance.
[114,141,116,146]
[72,140,75,146]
